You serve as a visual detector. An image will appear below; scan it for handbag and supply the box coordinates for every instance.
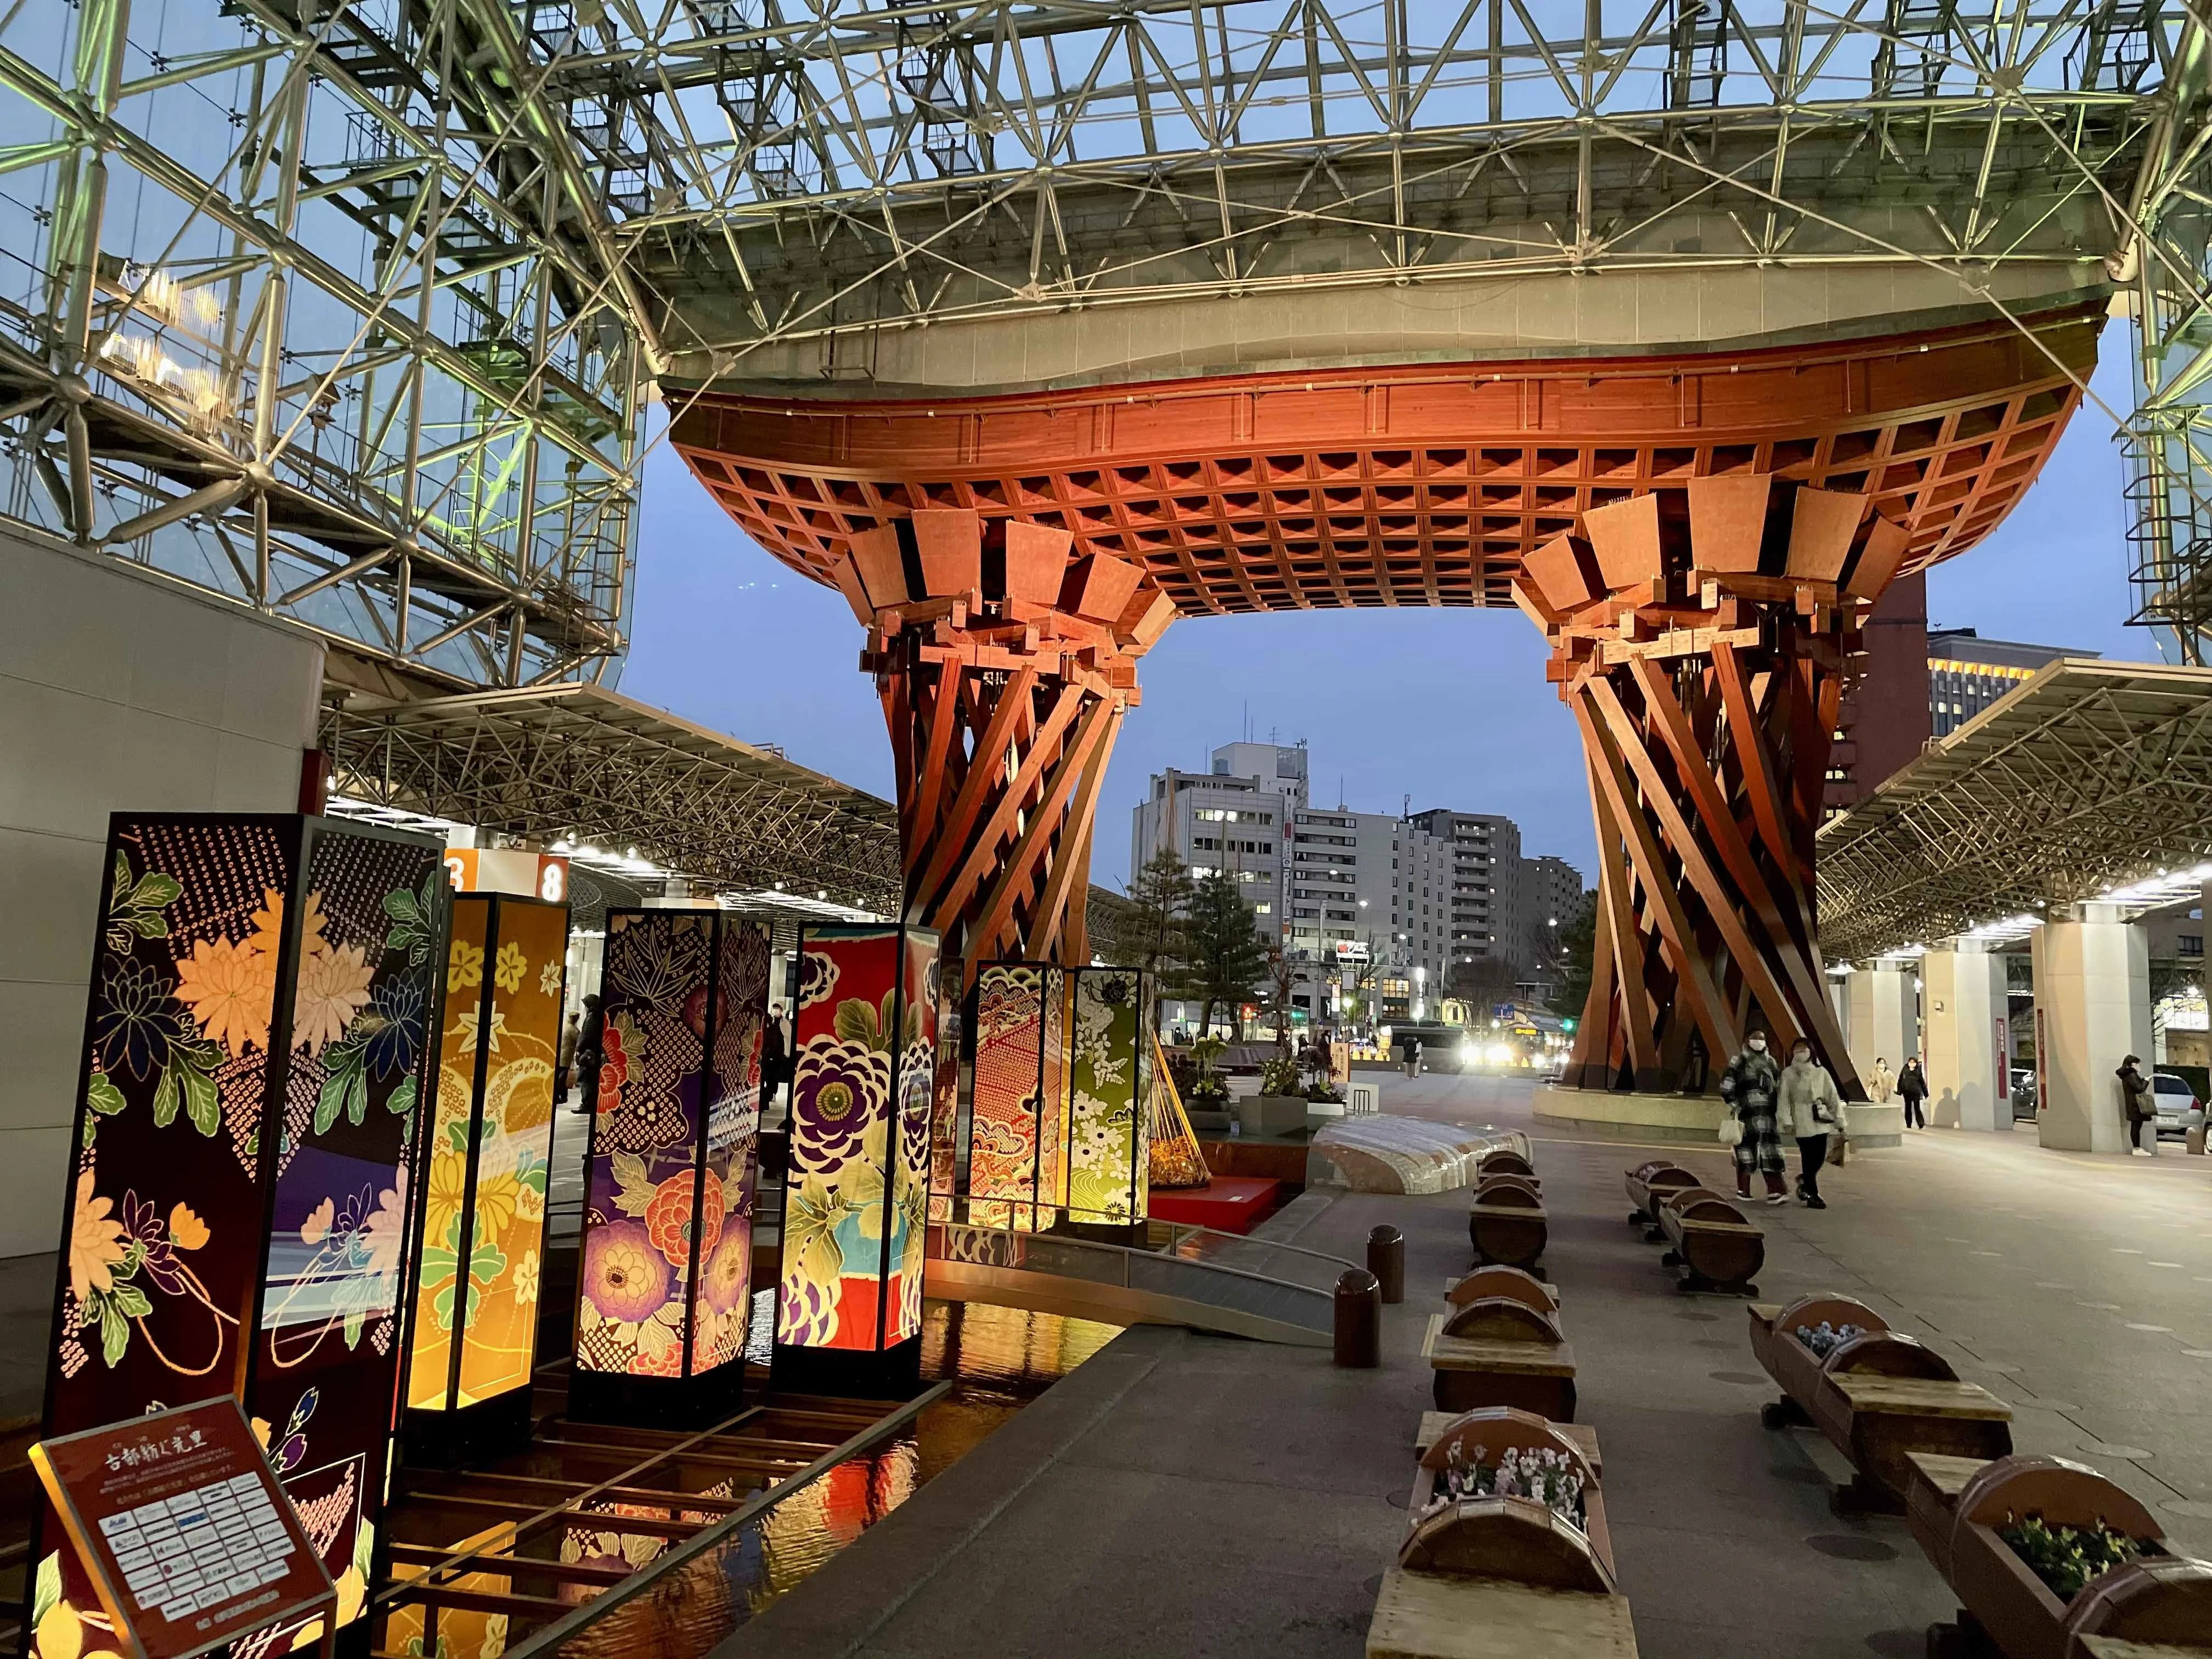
[1717,1113,1743,1147]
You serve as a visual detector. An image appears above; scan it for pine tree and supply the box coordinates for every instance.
[1172,873,1271,1039]
[1097,847,1195,1031]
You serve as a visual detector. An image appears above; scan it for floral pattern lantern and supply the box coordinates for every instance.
[963,963,1071,1232]
[773,924,939,1396]
[403,891,568,1457]
[1062,967,1155,1238]
[572,910,768,1427]
[32,813,445,1658]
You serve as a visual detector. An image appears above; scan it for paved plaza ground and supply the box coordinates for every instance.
[725,1073,2212,1659]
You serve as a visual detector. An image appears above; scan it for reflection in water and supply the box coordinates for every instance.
[546,1301,1118,1659]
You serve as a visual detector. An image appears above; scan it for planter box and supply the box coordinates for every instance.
[1239,1093,1312,1136]
[1187,1109,1235,1133]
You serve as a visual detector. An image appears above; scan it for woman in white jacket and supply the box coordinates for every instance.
[1776,1039,1844,1209]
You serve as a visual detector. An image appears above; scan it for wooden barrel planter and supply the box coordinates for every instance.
[1421,1297,1575,1420]
[1653,1187,1763,1295]
[1905,1453,2212,1659]
[1748,1295,2013,1511]
[1624,1161,1700,1226]
[1469,1177,1548,1271]
[1476,1148,1537,1184]
[1444,1265,1558,1315]
[1369,1407,1635,1659]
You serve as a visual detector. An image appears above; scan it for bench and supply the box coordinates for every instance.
[1904,1453,2212,1659]
[1650,1186,1763,1295]
[1369,1408,1635,1659]
[1748,1295,2012,1510]
[1469,1176,1547,1272]
[1422,1300,1576,1420]
[1623,1160,1700,1226]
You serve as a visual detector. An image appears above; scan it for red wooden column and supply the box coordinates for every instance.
[1522,478,1912,1098]
[828,509,1176,979]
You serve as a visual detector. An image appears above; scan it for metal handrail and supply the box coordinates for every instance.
[935,1221,1351,1329]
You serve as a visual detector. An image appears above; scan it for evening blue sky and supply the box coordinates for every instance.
[620,351,2143,891]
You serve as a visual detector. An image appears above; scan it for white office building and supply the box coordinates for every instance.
[1128,741,1306,930]
[1128,741,1584,1028]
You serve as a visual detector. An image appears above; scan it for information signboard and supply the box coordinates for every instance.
[30,1397,335,1659]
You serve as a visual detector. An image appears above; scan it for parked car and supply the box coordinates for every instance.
[2151,1070,2203,1139]
[2011,1068,2037,1121]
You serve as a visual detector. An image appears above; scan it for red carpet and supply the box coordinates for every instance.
[1148,1177,1288,1235]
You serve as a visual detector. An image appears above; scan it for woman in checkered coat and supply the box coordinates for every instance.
[1718,1028,1790,1205]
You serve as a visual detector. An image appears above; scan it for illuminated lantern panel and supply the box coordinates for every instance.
[31,814,444,1657]
[572,910,768,1429]
[404,892,568,1458]
[964,964,1070,1232]
[775,923,939,1395]
[1063,967,1155,1239]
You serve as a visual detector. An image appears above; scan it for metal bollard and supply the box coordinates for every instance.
[1366,1224,1405,1304]
[1334,1268,1381,1368]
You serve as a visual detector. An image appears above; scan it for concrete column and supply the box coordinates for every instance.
[1845,957,1920,1082]
[2030,904,2153,1154]
[1923,940,2011,1131]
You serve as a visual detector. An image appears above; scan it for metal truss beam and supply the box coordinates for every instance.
[1816,657,2212,962]
[320,682,905,912]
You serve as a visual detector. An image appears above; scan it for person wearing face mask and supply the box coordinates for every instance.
[1776,1038,1844,1209]
[1718,1027,1790,1205]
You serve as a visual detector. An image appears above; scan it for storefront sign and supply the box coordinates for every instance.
[31,1396,334,1659]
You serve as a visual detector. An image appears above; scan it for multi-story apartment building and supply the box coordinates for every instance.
[1519,853,1589,991]
[1130,741,1584,1026]
[1128,742,1305,931]
[1408,808,1523,978]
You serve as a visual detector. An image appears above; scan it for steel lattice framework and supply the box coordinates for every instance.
[320,681,905,909]
[1816,657,2212,961]
[4,2,2212,686]
[0,0,646,689]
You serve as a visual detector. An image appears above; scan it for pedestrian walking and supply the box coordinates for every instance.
[1897,1056,1929,1129]
[763,1001,790,1110]
[1867,1057,1895,1104]
[2117,1054,2154,1156]
[1777,1038,1844,1209]
[1404,1035,1423,1079]
[1718,1026,1790,1205]
[557,1009,582,1104]
[576,992,606,1113]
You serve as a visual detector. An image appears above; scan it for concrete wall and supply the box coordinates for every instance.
[0,525,322,1256]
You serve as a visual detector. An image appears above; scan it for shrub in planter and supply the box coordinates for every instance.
[1998,1514,2151,1602]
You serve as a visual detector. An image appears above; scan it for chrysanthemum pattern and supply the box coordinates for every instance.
[789,1039,889,1179]
[53,819,442,1654]
[796,950,840,1008]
